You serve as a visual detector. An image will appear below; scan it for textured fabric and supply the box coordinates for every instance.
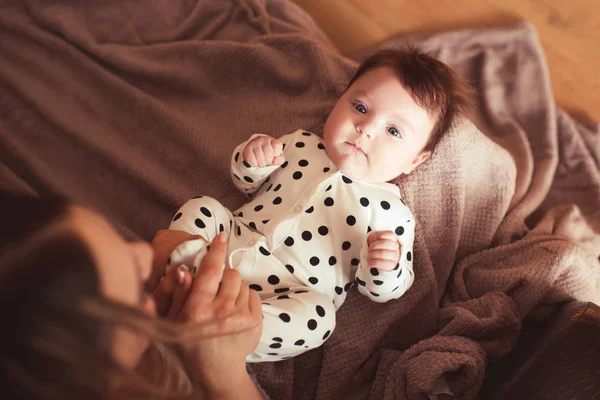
[1,1,599,399]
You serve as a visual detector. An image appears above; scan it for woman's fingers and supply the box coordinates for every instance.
[235,281,250,307]
[178,233,228,322]
[167,271,193,320]
[147,230,204,292]
[153,266,181,316]
[215,269,241,318]
[218,268,242,300]
[247,288,262,323]
[173,233,262,338]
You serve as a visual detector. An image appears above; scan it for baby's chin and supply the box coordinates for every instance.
[336,162,395,184]
[329,149,382,183]
[335,163,373,183]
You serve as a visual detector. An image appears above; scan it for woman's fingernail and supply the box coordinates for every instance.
[218,232,227,243]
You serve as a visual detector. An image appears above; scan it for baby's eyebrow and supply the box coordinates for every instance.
[351,89,369,98]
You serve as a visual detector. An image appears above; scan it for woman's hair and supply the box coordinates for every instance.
[347,46,475,155]
[0,194,203,399]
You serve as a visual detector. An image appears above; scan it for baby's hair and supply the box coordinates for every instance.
[347,46,474,154]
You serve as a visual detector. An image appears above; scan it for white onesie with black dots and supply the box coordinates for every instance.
[167,129,415,363]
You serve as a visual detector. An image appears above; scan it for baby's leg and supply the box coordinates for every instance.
[243,253,336,362]
[167,196,233,275]
[247,287,336,362]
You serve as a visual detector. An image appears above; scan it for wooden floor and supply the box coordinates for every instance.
[291,0,600,122]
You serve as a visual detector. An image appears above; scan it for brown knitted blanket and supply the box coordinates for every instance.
[1,1,598,399]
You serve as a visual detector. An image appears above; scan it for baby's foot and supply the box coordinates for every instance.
[166,237,208,276]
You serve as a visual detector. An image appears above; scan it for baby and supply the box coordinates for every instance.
[165,47,472,362]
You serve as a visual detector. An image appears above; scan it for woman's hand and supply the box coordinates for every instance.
[173,233,263,396]
[149,229,206,318]
[147,229,203,292]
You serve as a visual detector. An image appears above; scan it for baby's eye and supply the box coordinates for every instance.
[354,103,367,114]
[387,126,402,138]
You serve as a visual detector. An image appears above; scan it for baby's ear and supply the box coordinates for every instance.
[408,150,431,173]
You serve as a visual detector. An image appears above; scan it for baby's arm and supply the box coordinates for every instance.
[230,133,291,197]
[354,199,415,303]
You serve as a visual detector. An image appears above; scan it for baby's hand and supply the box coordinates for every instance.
[242,136,285,168]
[367,230,400,271]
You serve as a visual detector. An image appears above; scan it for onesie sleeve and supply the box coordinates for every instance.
[354,198,415,303]
[230,132,295,197]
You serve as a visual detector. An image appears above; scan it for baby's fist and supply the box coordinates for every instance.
[242,136,285,168]
[367,230,400,271]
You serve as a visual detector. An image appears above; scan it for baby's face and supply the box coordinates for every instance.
[323,66,434,183]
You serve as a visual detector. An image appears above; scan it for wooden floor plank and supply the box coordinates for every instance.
[292,0,600,121]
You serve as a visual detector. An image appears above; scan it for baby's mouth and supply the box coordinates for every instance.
[346,141,366,157]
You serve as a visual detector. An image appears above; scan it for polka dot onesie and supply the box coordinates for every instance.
[167,130,415,362]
